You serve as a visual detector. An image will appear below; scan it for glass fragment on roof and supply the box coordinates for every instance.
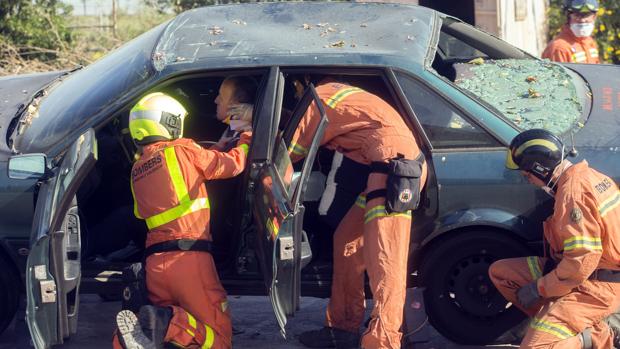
[454,59,583,135]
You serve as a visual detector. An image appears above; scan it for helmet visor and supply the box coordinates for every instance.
[567,0,599,13]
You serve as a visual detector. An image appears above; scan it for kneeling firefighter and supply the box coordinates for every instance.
[293,77,428,349]
[490,129,620,349]
[113,92,251,349]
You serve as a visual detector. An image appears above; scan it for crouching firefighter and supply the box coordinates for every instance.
[489,129,620,349]
[293,78,428,349]
[112,92,251,349]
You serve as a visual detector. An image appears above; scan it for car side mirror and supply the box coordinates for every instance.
[8,153,49,180]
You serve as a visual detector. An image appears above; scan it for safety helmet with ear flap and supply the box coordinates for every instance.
[505,129,566,183]
[129,92,187,145]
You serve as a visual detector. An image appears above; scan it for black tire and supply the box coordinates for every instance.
[0,255,20,335]
[420,229,531,345]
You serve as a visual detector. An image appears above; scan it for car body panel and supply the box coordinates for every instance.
[424,150,550,242]
[251,82,328,336]
[154,2,437,70]
[563,63,620,148]
[0,71,65,156]
[0,2,616,345]
[26,129,96,348]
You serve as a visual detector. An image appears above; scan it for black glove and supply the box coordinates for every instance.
[516,282,541,309]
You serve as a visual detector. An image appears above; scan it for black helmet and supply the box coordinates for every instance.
[563,0,599,14]
[506,129,566,182]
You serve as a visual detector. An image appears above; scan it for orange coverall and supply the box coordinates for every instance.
[113,134,250,349]
[542,25,600,64]
[290,82,427,349]
[489,161,620,348]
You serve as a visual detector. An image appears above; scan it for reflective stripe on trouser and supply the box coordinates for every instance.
[146,251,232,349]
[165,305,215,348]
[326,173,413,349]
[489,257,620,349]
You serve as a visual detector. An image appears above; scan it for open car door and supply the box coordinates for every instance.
[24,129,97,348]
[252,79,328,337]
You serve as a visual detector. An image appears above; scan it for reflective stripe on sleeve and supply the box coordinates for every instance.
[599,190,620,217]
[527,256,542,279]
[239,143,249,155]
[288,142,308,156]
[563,236,602,251]
[364,205,411,224]
[325,87,363,109]
[530,317,576,339]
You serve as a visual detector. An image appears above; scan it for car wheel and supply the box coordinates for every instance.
[0,256,20,334]
[419,229,531,345]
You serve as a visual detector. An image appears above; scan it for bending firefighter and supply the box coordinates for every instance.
[113,92,251,349]
[490,129,620,349]
[542,0,600,64]
[294,78,427,349]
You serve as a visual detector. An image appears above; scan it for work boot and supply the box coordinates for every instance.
[605,313,620,348]
[116,310,156,349]
[298,326,360,349]
[137,305,173,345]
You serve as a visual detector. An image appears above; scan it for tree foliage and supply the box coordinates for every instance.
[548,0,620,64]
[0,0,73,58]
[144,0,254,14]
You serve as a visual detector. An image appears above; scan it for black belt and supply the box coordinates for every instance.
[589,269,620,282]
[144,239,213,259]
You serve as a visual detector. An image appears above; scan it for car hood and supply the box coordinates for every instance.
[0,71,66,157]
[566,63,620,148]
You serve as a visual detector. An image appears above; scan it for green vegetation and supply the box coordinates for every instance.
[548,0,620,64]
[0,1,172,75]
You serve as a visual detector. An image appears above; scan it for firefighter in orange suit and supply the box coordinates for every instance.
[542,0,600,64]
[295,79,427,349]
[113,92,251,349]
[489,129,620,349]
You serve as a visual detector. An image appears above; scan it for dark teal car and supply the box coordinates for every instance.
[1,2,618,348]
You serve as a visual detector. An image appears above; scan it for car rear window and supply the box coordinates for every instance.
[453,59,589,135]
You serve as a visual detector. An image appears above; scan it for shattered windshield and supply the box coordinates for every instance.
[454,59,589,135]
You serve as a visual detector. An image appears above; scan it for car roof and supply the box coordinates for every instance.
[154,2,439,72]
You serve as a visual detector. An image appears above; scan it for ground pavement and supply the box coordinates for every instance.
[0,293,518,348]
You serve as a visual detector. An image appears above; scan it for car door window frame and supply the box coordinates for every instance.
[389,68,508,152]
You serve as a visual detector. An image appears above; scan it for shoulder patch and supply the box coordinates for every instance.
[570,207,583,224]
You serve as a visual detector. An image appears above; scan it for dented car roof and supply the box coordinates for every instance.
[154,2,438,71]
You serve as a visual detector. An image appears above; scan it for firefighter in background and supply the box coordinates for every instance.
[542,0,600,64]
[113,92,251,349]
[294,77,427,349]
[490,129,620,349]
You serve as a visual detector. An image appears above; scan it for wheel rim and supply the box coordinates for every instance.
[445,253,511,319]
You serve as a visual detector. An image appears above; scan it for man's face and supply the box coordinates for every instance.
[521,171,546,188]
[568,12,597,25]
[215,80,236,122]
